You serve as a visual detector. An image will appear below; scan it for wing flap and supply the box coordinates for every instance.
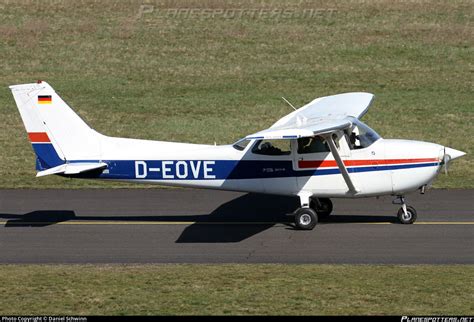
[36,162,107,177]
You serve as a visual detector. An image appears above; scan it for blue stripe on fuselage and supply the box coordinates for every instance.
[66,160,439,180]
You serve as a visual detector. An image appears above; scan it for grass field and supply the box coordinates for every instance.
[0,264,472,315]
[0,0,472,189]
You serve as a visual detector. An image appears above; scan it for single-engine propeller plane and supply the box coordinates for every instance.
[10,81,465,229]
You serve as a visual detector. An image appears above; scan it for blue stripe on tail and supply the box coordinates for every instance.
[31,144,64,170]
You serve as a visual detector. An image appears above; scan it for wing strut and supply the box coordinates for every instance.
[324,135,359,194]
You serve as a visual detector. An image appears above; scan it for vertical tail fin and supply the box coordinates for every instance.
[9,81,101,171]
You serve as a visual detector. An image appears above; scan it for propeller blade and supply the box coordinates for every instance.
[442,147,452,175]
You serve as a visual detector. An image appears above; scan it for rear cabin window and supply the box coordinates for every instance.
[232,139,251,151]
[252,140,291,156]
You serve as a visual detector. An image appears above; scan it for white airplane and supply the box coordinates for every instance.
[10,81,466,230]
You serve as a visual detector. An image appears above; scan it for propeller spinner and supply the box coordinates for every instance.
[441,147,466,175]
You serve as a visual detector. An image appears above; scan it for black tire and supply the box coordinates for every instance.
[397,206,417,224]
[310,198,333,218]
[294,208,318,230]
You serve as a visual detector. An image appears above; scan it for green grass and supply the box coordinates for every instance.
[0,0,472,188]
[0,264,472,315]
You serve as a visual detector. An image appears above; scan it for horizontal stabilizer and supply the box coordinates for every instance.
[36,162,107,177]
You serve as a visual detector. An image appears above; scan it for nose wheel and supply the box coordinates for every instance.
[394,196,417,224]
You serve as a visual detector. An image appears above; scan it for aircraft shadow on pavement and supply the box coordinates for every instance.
[2,210,76,227]
[0,193,396,242]
[175,194,298,243]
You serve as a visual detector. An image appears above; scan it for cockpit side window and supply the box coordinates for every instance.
[297,136,330,154]
[346,120,381,150]
[252,140,291,156]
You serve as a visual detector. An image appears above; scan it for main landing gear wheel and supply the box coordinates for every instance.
[397,205,417,224]
[310,198,333,219]
[294,208,318,230]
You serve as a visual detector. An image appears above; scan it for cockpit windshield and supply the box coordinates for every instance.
[346,119,381,149]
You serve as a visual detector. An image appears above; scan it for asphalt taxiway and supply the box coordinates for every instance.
[0,188,472,264]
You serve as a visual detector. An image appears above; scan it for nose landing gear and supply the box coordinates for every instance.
[393,196,417,224]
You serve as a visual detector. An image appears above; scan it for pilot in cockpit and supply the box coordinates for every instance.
[348,127,362,150]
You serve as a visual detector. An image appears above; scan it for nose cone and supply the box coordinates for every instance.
[444,147,466,160]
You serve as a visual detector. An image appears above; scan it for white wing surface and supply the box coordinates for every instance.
[246,118,352,140]
[246,92,374,140]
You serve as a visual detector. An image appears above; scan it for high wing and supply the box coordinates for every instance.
[245,92,374,140]
[246,118,352,140]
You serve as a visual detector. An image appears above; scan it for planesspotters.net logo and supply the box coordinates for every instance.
[402,317,474,322]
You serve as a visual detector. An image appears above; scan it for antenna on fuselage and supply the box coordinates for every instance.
[281,97,297,111]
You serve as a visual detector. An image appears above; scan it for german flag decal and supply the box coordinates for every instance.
[38,95,52,104]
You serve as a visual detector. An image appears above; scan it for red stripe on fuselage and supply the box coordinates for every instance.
[298,158,439,169]
[28,132,50,143]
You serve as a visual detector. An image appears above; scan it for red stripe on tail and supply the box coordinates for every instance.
[28,132,50,143]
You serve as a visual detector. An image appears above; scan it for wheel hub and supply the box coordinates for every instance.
[402,211,412,221]
[299,214,312,225]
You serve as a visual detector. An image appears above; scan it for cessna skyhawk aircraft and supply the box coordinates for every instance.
[10,81,465,230]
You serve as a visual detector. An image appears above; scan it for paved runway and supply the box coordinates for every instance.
[0,188,472,264]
